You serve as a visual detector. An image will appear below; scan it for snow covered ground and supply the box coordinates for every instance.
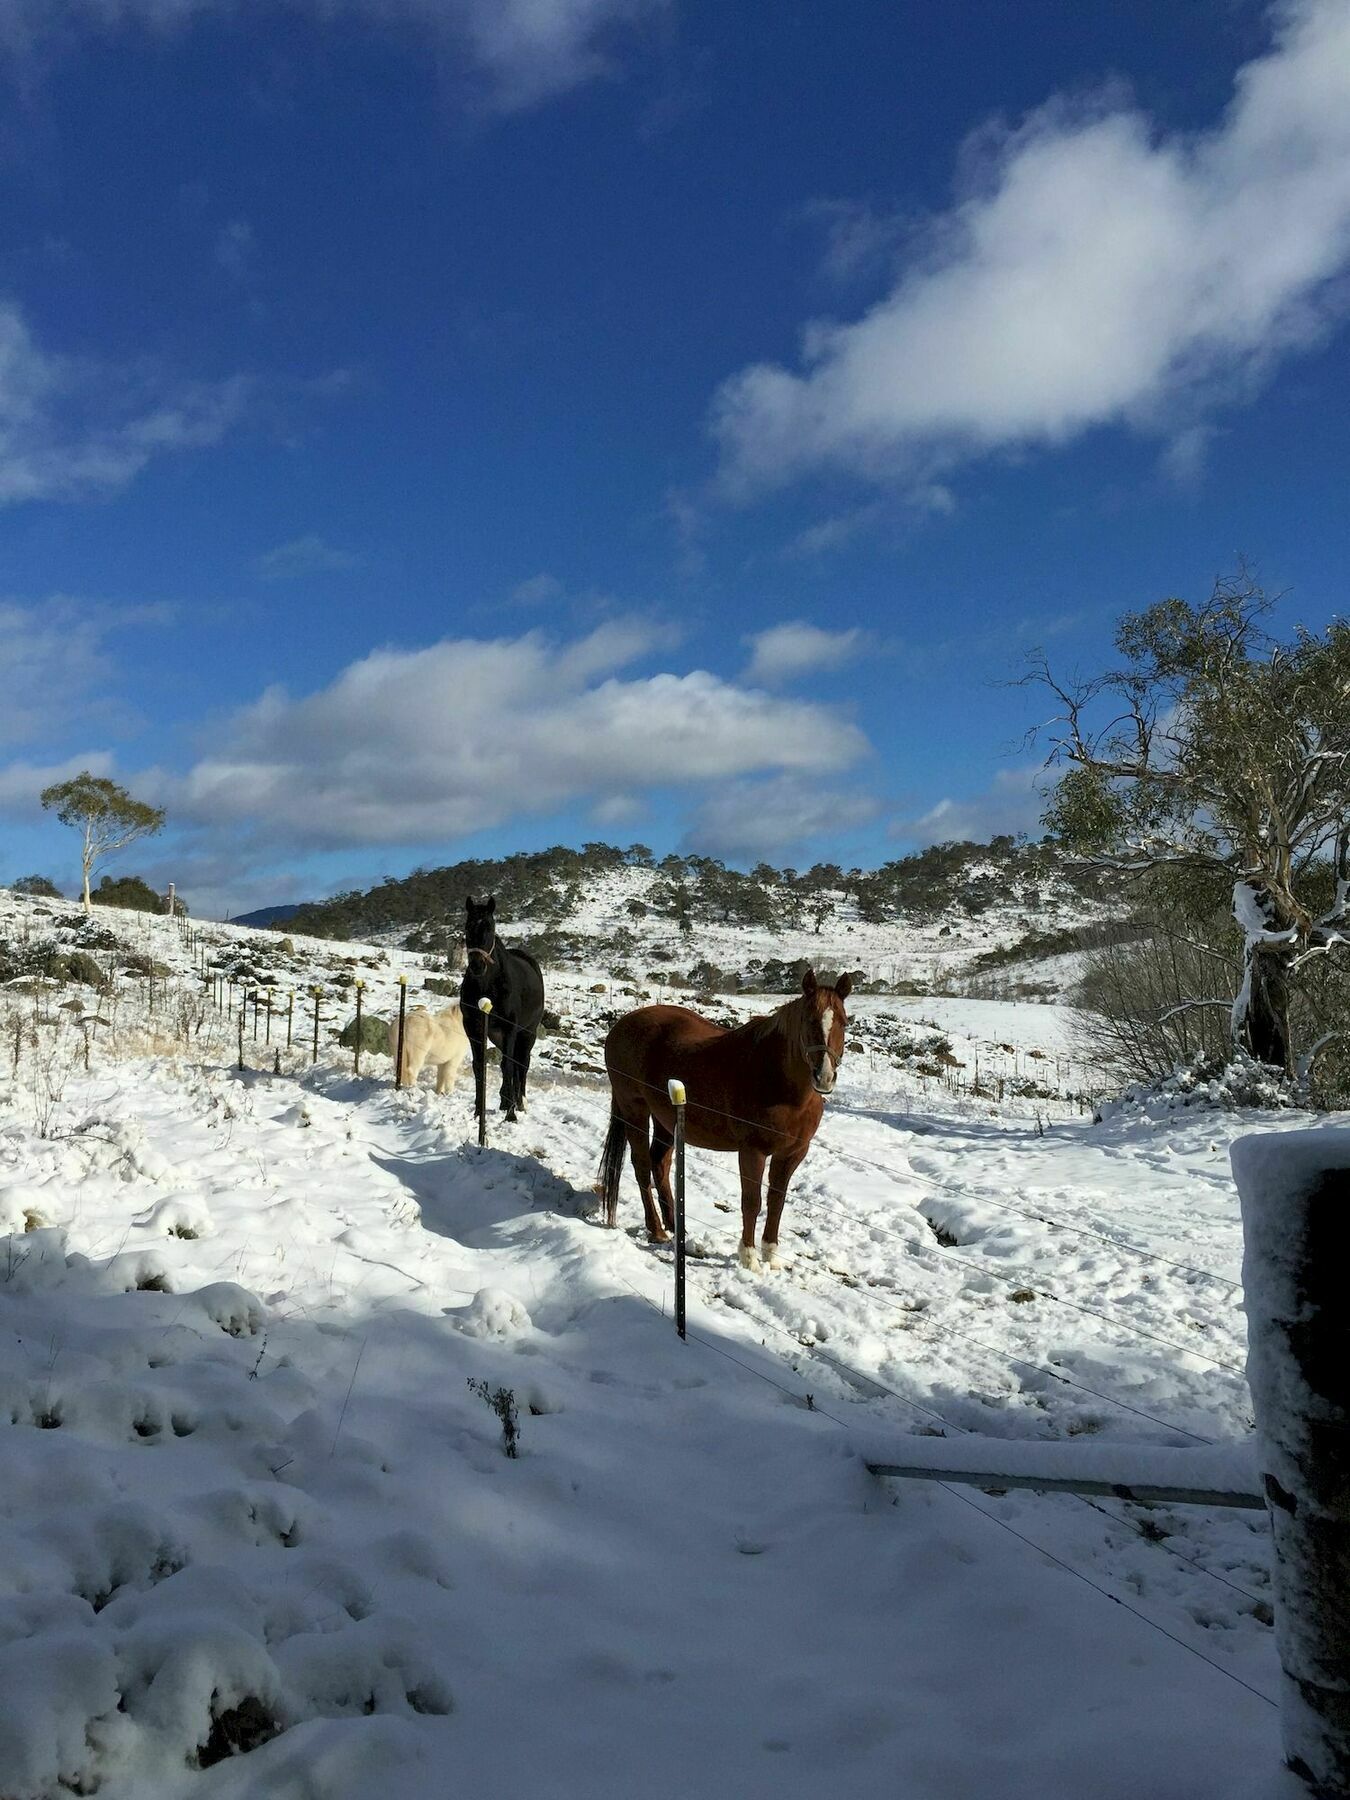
[0,891,1329,1798]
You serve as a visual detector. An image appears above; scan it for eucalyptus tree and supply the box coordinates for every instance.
[1028,573,1349,1076]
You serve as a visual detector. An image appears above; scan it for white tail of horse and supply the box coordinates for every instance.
[397,1003,470,1094]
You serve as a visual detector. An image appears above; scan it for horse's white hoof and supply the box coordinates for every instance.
[762,1243,782,1271]
[738,1244,761,1272]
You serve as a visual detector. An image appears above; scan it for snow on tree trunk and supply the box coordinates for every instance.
[1232,880,1298,1076]
[1232,1129,1350,1797]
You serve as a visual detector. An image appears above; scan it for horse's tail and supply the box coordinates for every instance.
[597,1112,627,1229]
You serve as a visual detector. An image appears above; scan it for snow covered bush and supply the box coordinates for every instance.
[1094,1050,1297,1120]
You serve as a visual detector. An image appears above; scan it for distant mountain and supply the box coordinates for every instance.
[231,903,305,928]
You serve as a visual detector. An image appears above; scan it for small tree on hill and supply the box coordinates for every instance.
[1027,572,1350,1076]
[11,874,61,898]
[39,773,166,915]
[92,873,183,915]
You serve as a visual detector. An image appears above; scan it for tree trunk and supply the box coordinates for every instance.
[1243,942,1294,1075]
[82,861,92,914]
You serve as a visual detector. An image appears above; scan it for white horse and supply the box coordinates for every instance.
[396,1003,470,1094]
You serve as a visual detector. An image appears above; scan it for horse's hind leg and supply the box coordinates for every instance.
[498,1024,519,1118]
[627,1117,669,1243]
[650,1124,676,1234]
[737,1147,767,1270]
[513,1029,537,1116]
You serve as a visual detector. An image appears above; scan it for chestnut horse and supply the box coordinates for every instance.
[598,969,853,1271]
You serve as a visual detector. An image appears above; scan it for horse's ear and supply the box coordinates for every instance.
[464,894,474,910]
[801,967,817,996]
[487,894,496,913]
[835,970,854,1001]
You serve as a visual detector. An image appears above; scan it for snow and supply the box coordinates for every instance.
[856,1431,1261,1498]
[0,887,1332,1796]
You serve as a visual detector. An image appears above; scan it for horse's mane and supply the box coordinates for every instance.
[738,992,810,1047]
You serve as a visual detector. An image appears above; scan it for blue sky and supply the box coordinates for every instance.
[1,0,1348,917]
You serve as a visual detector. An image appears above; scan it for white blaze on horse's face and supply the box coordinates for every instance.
[810,1002,839,1095]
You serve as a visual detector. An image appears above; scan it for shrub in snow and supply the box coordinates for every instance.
[187,1281,267,1337]
[64,1502,188,1612]
[103,1249,176,1293]
[338,1012,391,1055]
[1094,1050,1297,1121]
[133,1194,213,1240]
[468,1378,520,1458]
[115,1618,282,1766]
[455,1286,531,1339]
[0,1183,52,1234]
[0,1633,122,1798]
[274,1615,453,1719]
[0,1226,70,1293]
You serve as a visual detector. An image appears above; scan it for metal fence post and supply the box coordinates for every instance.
[265,990,273,1045]
[668,1077,687,1341]
[477,997,492,1149]
[251,990,260,1042]
[286,990,294,1050]
[353,980,365,1075]
[394,975,408,1088]
[1232,1130,1350,1797]
[311,987,322,1066]
[237,1004,245,1072]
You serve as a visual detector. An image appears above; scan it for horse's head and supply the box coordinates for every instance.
[799,967,853,1096]
[464,893,497,964]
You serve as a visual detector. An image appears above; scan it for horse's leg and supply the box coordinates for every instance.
[469,1023,486,1120]
[650,1123,676,1234]
[737,1147,767,1270]
[498,1022,519,1118]
[628,1115,668,1242]
[513,1029,536,1116]
[762,1150,806,1271]
[440,1043,468,1096]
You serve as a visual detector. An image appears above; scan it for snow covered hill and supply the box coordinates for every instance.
[0,887,1317,1798]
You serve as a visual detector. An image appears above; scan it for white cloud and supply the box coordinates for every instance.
[511,571,565,605]
[253,534,358,580]
[0,302,249,504]
[0,0,663,108]
[0,597,170,744]
[713,0,1350,493]
[0,749,116,817]
[684,774,879,862]
[802,196,909,287]
[782,505,883,560]
[899,766,1048,847]
[590,791,644,826]
[169,619,869,850]
[743,621,863,686]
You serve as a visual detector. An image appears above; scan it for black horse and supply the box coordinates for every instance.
[459,895,545,1123]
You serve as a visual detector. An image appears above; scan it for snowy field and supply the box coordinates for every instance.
[0,891,1328,1798]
